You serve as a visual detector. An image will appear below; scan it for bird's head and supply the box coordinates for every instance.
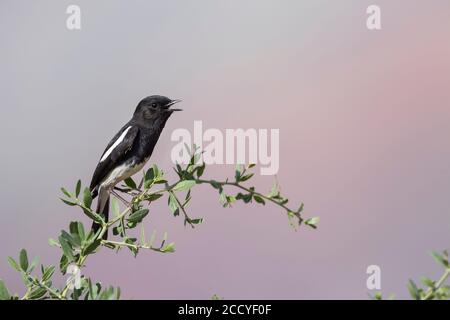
[134,95,182,122]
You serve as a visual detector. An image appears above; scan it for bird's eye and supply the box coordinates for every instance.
[151,103,157,108]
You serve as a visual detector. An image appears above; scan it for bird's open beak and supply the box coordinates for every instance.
[165,99,182,112]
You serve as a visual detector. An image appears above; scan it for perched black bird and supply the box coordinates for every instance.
[89,95,182,238]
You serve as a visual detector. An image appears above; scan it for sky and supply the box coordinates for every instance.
[0,0,449,299]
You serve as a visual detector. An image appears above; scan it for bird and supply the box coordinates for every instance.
[89,95,182,239]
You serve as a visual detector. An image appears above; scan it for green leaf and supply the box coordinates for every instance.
[99,286,115,300]
[112,226,121,236]
[61,187,72,198]
[173,180,196,192]
[58,236,74,262]
[407,279,420,300]
[88,279,97,300]
[75,180,81,198]
[7,257,20,271]
[240,173,254,182]
[191,218,204,225]
[210,180,222,190]
[60,198,77,206]
[83,239,101,256]
[421,277,435,288]
[124,177,137,190]
[68,223,82,247]
[152,164,161,178]
[168,193,179,216]
[19,249,29,271]
[59,254,69,275]
[253,195,265,205]
[196,163,206,178]
[143,193,163,202]
[431,251,449,268]
[125,238,138,256]
[81,208,103,224]
[83,188,93,209]
[236,192,252,204]
[42,266,56,282]
[61,229,78,247]
[305,217,320,228]
[226,195,236,205]
[0,280,11,300]
[193,152,201,166]
[77,222,86,242]
[29,256,39,273]
[125,237,137,245]
[162,242,176,253]
[219,191,228,206]
[371,292,382,300]
[144,167,156,188]
[28,287,47,300]
[235,164,242,181]
[127,209,149,224]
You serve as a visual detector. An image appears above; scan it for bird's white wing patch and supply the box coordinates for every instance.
[100,126,132,162]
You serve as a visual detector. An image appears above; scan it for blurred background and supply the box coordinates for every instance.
[0,0,449,299]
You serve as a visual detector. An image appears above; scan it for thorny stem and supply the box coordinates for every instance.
[116,175,304,227]
[195,179,304,224]
[33,163,306,300]
[31,171,303,300]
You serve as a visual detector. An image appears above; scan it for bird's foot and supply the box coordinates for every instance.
[111,189,132,208]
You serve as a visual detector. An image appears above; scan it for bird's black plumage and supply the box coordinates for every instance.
[89,95,181,238]
[90,125,139,197]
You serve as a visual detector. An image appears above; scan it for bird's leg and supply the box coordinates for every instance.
[114,186,140,197]
[111,189,131,207]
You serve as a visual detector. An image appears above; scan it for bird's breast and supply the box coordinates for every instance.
[100,157,149,190]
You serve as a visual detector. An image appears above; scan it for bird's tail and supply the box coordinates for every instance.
[91,189,109,240]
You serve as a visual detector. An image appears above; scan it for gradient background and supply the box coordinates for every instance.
[0,1,449,299]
